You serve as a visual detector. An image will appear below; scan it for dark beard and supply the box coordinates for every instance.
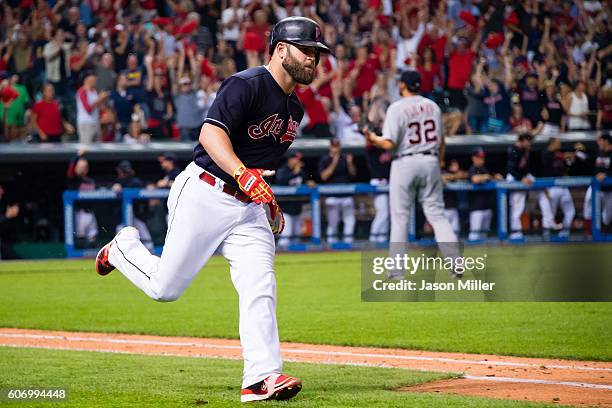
[282,48,315,85]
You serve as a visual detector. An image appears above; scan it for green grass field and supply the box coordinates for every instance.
[0,244,610,407]
[1,245,610,360]
[0,347,558,408]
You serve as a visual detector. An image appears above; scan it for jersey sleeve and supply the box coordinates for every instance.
[382,104,402,143]
[203,76,253,137]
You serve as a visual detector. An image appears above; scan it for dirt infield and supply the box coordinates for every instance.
[0,328,610,407]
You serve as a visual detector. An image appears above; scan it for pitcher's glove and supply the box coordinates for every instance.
[265,200,285,236]
[233,165,275,204]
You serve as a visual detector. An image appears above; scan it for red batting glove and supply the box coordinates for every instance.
[233,165,274,204]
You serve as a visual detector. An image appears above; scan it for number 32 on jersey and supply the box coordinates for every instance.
[408,120,438,144]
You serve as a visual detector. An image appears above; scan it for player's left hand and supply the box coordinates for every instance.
[265,199,285,236]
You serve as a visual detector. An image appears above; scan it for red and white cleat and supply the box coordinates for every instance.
[240,374,302,403]
[95,241,115,276]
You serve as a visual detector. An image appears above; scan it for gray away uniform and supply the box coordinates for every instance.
[382,95,460,265]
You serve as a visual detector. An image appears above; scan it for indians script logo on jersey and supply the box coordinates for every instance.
[248,114,298,143]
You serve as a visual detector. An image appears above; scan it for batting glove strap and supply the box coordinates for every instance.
[233,165,274,204]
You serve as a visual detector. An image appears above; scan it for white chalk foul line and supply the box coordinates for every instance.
[0,342,610,391]
[0,332,611,375]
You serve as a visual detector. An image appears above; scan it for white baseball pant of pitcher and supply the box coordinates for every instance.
[106,162,281,388]
[443,208,460,234]
[389,154,458,249]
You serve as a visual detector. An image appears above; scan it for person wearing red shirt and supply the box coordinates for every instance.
[316,54,334,99]
[347,44,380,102]
[446,33,480,111]
[416,46,442,100]
[417,23,447,63]
[242,10,270,68]
[31,83,74,142]
[296,75,332,138]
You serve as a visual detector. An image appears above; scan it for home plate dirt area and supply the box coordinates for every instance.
[1,328,610,407]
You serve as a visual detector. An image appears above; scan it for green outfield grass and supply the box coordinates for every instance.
[0,244,610,361]
[0,347,559,408]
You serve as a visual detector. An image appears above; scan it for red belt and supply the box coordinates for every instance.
[199,172,251,203]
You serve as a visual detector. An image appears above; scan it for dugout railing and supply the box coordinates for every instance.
[63,177,612,257]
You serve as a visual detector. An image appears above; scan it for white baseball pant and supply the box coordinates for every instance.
[107,162,281,388]
[584,187,612,225]
[75,209,98,242]
[469,209,493,241]
[507,174,529,238]
[369,179,389,243]
[538,187,575,230]
[278,213,301,246]
[389,154,458,249]
[325,196,355,243]
[444,208,460,234]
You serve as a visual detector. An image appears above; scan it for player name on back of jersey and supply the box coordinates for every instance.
[403,99,436,118]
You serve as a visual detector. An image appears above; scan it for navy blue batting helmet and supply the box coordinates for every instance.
[269,17,331,55]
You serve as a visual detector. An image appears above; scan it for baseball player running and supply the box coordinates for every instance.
[365,70,462,277]
[94,17,330,402]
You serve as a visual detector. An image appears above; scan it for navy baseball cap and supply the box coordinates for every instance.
[116,160,133,172]
[472,147,486,157]
[400,70,421,92]
[159,152,177,162]
[600,132,612,143]
[289,150,304,159]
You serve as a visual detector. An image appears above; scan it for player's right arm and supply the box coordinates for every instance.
[199,76,274,204]
[199,123,274,203]
[199,123,243,177]
[365,103,398,151]
[365,130,394,150]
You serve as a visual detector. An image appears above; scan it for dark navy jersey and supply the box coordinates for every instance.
[541,150,567,177]
[468,165,495,210]
[365,145,391,180]
[442,169,461,209]
[318,154,352,184]
[194,66,304,187]
[507,145,530,180]
[275,164,308,216]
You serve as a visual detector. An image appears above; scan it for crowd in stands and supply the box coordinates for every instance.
[0,0,609,145]
[0,0,611,254]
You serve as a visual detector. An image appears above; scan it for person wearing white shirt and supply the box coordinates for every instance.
[76,72,109,144]
[221,0,246,44]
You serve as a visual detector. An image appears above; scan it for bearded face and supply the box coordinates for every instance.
[282,44,316,85]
